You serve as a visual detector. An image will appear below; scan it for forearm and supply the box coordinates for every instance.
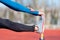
[0,0,39,16]
[0,18,35,32]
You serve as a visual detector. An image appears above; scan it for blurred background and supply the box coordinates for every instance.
[0,0,60,30]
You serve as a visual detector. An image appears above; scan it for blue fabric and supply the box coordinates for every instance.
[0,0,39,16]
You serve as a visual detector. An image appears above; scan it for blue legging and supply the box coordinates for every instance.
[0,0,39,16]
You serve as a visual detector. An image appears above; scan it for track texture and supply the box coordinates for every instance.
[0,29,60,40]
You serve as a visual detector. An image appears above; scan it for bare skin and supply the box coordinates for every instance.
[30,8,45,32]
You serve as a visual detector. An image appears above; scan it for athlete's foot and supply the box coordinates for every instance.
[30,8,45,16]
[38,10,45,16]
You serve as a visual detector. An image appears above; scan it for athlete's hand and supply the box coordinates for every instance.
[34,25,38,32]
[30,8,35,11]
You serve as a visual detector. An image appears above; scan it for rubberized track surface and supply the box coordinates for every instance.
[0,29,40,40]
[44,30,60,40]
[0,29,60,40]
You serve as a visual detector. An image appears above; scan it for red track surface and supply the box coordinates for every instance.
[44,30,60,40]
[0,29,60,40]
[0,29,40,40]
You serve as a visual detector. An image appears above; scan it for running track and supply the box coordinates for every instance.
[0,29,60,40]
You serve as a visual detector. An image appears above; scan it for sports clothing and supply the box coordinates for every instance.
[0,18,35,32]
[0,0,39,16]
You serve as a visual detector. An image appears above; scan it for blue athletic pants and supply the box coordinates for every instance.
[0,0,39,16]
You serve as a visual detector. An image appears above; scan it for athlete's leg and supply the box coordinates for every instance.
[0,0,39,16]
[0,18,35,32]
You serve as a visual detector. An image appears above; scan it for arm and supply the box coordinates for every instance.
[0,0,39,16]
[0,18,35,32]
